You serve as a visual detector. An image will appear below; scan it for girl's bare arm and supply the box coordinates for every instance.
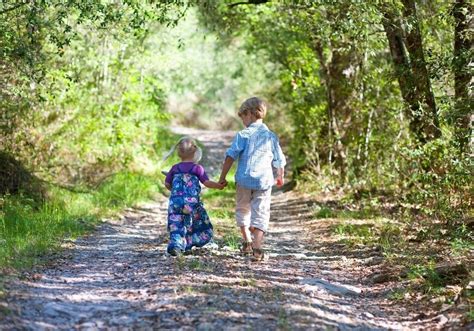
[203,180,224,190]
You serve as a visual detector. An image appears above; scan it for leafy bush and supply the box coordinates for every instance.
[0,152,46,202]
[398,139,472,223]
[93,171,160,209]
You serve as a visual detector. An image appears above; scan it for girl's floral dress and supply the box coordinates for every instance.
[167,168,213,253]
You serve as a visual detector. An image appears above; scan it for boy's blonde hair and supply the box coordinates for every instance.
[238,97,267,119]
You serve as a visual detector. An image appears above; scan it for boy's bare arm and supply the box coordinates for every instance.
[219,156,234,184]
[276,167,284,178]
[203,180,224,190]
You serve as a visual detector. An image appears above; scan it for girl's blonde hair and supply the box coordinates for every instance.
[162,137,202,163]
[238,97,267,119]
[177,138,197,159]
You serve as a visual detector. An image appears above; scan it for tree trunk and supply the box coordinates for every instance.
[314,41,351,185]
[401,0,441,140]
[453,0,473,154]
[382,2,441,144]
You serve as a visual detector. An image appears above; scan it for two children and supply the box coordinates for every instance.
[164,97,286,261]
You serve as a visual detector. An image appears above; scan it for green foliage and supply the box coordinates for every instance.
[406,262,444,294]
[1,1,190,187]
[0,0,185,141]
[32,24,176,184]
[277,308,290,331]
[388,288,407,301]
[201,170,240,249]
[0,171,162,269]
[203,185,236,221]
[93,171,160,209]
[331,217,402,253]
[467,310,474,323]
[333,223,374,238]
[182,258,215,272]
[449,223,474,255]
[153,9,274,130]
[450,238,474,255]
[0,1,471,304]
[398,138,472,222]
[0,152,46,202]
[221,232,241,250]
[315,207,334,219]
[315,205,379,220]
[0,193,96,269]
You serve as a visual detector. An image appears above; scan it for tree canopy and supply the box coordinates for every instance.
[1,0,472,223]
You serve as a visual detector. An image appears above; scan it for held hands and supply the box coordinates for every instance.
[204,179,227,190]
[215,181,226,190]
[217,178,228,190]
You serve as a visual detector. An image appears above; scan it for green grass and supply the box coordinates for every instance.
[201,171,241,250]
[314,206,379,219]
[467,310,474,323]
[406,262,445,294]
[0,171,162,269]
[449,224,474,255]
[93,171,161,210]
[221,232,241,250]
[388,289,406,301]
[333,223,374,238]
[202,180,236,209]
[331,220,401,253]
[277,307,290,330]
[451,238,474,255]
[315,206,334,218]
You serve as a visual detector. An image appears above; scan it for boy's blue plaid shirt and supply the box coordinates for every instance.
[226,123,286,190]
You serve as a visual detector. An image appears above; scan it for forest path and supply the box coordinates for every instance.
[0,128,447,330]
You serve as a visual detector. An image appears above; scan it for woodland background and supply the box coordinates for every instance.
[0,0,472,322]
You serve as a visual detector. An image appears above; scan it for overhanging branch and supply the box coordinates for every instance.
[0,1,28,15]
[229,0,270,8]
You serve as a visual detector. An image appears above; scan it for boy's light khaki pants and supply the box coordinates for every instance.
[235,185,272,233]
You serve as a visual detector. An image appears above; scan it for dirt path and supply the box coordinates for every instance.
[0,128,450,330]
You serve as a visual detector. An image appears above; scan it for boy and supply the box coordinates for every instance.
[219,97,286,261]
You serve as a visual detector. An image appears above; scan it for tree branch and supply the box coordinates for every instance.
[228,0,270,8]
[0,1,28,15]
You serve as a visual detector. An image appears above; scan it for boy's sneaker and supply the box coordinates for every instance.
[252,248,265,262]
[240,242,253,255]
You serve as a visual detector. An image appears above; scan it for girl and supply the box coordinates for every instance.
[164,137,224,256]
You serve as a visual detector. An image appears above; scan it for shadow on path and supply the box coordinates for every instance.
[0,128,448,330]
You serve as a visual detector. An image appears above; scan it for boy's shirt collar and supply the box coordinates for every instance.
[247,122,266,129]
